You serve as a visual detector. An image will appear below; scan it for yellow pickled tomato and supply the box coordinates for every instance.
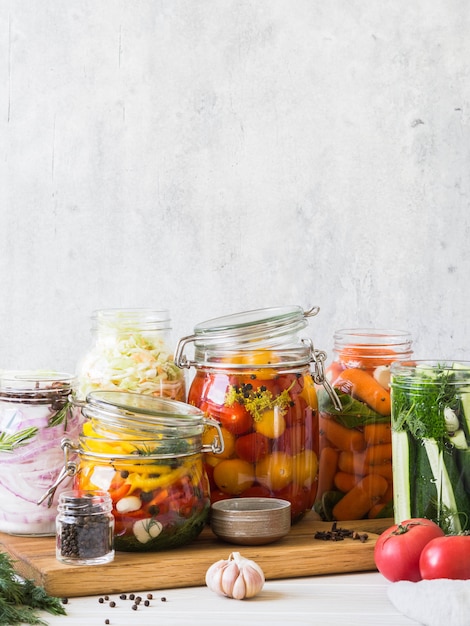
[293,449,319,487]
[203,426,235,467]
[254,407,286,439]
[255,451,293,491]
[213,458,254,495]
[300,374,318,411]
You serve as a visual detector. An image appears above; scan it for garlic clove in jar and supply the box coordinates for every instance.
[206,552,265,600]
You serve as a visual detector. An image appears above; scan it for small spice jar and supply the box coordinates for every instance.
[75,308,186,402]
[315,329,413,522]
[63,391,224,552]
[56,490,114,565]
[391,360,470,534]
[174,305,336,523]
[0,370,82,536]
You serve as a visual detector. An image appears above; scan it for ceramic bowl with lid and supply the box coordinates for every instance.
[210,497,291,545]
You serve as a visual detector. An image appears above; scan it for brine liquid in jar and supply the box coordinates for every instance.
[175,306,333,523]
[315,329,412,522]
[0,371,82,536]
[75,308,186,402]
[66,391,223,552]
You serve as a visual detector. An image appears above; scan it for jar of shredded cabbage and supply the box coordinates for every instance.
[75,309,186,402]
[0,370,82,535]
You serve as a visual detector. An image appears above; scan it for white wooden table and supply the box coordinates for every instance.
[35,572,421,626]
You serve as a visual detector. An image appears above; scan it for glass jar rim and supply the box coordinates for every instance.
[92,308,171,331]
[391,360,470,384]
[0,370,74,396]
[81,390,205,429]
[334,328,412,344]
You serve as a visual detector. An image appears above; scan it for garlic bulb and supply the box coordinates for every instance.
[205,552,265,600]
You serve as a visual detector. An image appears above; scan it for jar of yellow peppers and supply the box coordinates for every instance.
[62,391,224,551]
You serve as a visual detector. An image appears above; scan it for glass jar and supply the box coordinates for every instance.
[391,360,470,533]
[63,390,224,552]
[314,329,413,522]
[0,370,82,535]
[175,305,335,523]
[56,490,115,565]
[75,308,185,402]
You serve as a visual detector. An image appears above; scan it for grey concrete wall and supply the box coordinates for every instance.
[1,0,469,373]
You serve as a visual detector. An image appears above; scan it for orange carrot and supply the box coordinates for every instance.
[368,503,387,519]
[364,443,393,466]
[319,416,366,452]
[332,474,388,521]
[363,423,392,445]
[338,450,367,476]
[334,471,361,493]
[368,462,393,482]
[317,446,339,495]
[335,368,391,415]
[337,346,399,371]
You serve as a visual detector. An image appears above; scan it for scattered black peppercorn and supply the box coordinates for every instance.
[104,596,109,601]
[146,593,153,600]
[105,620,110,625]
[144,600,150,606]
[129,593,135,600]
[132,604,138,611]
[161,597,167,602]
[109,601,116,607]
[314,522,369,542]
[61,598,68,604]
[120,594,127,600]
[99,597,105,604]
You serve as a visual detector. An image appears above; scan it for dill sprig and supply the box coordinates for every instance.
[0,551,66,624]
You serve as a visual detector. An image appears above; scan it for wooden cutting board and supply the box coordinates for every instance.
[0,514,392,598]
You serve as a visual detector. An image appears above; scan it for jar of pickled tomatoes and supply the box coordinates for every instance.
[59,391,224,552]
[174,305,336,523]
[314,329,413,522]
[75,309,186,402]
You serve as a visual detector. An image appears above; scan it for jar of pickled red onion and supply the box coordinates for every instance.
[0,371,81,535]
[174,305,337,523]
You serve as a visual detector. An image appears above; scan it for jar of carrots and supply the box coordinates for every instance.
[174,305,338,523]
[314,329,413,522]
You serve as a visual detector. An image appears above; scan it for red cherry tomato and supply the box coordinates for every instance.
[235,432,270,462]
[216,403,253,435]
[419,535,470,580]
[374,518,445,582]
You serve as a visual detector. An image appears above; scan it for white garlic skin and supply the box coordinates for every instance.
[205,552,265,600]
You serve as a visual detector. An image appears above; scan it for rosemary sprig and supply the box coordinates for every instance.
[0,427,38,452]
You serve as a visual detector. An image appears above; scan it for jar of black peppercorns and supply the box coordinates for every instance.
[56,490,114,565]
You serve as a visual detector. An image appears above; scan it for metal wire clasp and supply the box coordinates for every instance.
[310,346,343,411]
[37,438,78,507]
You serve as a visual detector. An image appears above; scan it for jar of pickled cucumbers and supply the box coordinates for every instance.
[391,360,470,534]
[314,329,413,522]
[0,370,82,536]
[61,391,224,552]
[75,309,186,402]
[174,305,337,523]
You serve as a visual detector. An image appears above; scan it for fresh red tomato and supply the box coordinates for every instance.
[419,535,470,580]
[235,432,270,462]
[374,518,445,582]
[216,403,253,435]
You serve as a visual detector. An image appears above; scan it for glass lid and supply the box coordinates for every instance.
[193,305,318,345]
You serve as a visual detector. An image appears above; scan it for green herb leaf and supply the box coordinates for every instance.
[0,427,38,452]
[318,389,387,428]
[0,552,66,625]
